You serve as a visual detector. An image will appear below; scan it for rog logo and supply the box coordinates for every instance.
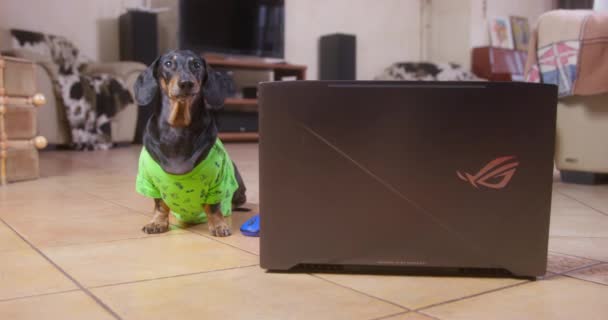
[457,156,519,189]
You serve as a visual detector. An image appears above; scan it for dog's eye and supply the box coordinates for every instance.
[191,61,201,69]
[163,61,173,68]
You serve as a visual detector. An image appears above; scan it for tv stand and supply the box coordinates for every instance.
[204,54,307,142]
[206,53,285,64]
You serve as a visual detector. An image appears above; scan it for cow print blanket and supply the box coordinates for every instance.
[375,62,484,81]
[10,29,133,150]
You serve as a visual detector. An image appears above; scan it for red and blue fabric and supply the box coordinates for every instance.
[537,41,580,96]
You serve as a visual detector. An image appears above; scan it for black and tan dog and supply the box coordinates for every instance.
[134,50,246,237]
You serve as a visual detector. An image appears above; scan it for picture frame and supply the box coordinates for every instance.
[489,16,515,49]
[510,16,531,51]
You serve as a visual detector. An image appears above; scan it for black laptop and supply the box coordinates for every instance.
[258,81,557,277]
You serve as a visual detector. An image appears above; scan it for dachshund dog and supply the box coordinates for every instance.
[133,50,246,237]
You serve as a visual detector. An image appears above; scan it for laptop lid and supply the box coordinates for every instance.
[259,81,557,277]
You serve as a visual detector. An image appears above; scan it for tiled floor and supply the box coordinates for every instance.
[0,144,607,320]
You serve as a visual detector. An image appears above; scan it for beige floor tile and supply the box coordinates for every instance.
[185,204,260,255]
[540,271,559,279]
[38,151,106,178]
[53,147,139,174]
[43,233,258,287]
[316,273,525,310]
[423,276,608,320]
[0,180,70,207]
[551,192,590,212]
[103,194,155,215]
[549,237,608,262]
[49,172,136,190]
[80,176,138,196]
[0,223,29,253]
[551,205,605,216]
[568,263,608,285]
[0,175,61,191]
[0,291,113,320]
[549,215,608,237]
[91,266,405,320]
[382,312,437,320]
[20,146,608,319]
[546,252,599,274]
[555,184,608,214]
[225,143,259,204]
[0,190,114,222]
[6,205,185,247]
[0,249,76,300]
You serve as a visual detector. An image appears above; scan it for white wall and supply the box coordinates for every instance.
[285,0,421,80]
[428,0,472,67]
[0,0,141,61]
[4,0,533,78]
[427,0,555,69]
[0,0,420,79]
[595,0,608,11]
[152,0,422,80]
[470,0,555,47]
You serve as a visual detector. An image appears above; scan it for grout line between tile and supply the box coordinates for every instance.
[78,189,154,217]
[553,260,604,276]
[563,273,608,287]
[416,310,443,320]
[548,249,607,263]
[186,228,260,256]
[556,190,608,217]
[369,311,410,320]
[310,274,410,312]
[415,280,530,312]
[89,264,260,289]
[540,272,560,280]
[550,235,608,239]
[562,262,608,287]
[0,218,123,320]
[37,232,187,250]
[0,289,81,303]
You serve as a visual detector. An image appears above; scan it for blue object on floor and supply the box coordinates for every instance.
[240,214,260,237]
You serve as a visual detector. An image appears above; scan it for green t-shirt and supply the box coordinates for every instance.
[135,140,238,224]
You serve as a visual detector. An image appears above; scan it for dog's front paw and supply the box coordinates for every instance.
[142,220,170,234]
[210,222,232,237]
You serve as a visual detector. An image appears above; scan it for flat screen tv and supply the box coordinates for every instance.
[178,0,284,58]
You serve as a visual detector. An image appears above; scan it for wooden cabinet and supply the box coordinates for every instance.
[471,47,528,81]
[0,56,47,185]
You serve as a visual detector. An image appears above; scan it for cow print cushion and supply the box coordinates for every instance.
[10,29,133,150]
[375,62,484,82]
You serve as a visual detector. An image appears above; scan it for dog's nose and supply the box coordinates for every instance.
[178,80,194,91]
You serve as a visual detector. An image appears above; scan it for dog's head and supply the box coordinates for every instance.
[134,50,228,128]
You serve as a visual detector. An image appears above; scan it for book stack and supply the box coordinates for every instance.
[0,55,47,185]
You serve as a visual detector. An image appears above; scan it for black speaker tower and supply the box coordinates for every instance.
[319,33,356,80]
[119,10,158,65]
[120,10,159,143]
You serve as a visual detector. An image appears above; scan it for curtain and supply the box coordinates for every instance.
[558,0,595,9]
[595,0,608,10]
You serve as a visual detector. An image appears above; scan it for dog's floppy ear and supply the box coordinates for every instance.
[202,61,229,110]
[134,57,160,106]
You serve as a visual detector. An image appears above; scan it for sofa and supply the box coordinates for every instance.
[0,29,146,146]
[524,10,608,184]
[554,93,608,183]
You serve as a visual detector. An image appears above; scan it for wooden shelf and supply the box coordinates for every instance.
[223,98,257,113]
[218,132,259,142]
[224,98,257,105]
[205,56,306,73]
[205,55,306,143]
[471,47,528,81]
